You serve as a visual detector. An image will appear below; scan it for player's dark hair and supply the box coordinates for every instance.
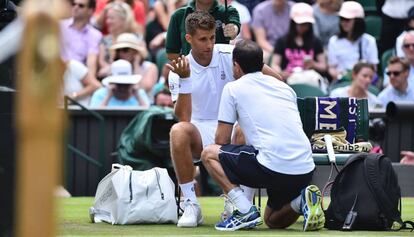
[185,10,216,36]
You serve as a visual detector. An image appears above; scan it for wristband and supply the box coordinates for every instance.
[179,77,192,94]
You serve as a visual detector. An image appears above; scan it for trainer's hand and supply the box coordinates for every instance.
[401,151,414,165]
[166,56,190,78]
[222,23,238,40]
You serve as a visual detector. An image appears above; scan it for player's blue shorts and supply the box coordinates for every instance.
[219,144,314,211]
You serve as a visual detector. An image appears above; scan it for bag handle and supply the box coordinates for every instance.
[111,163,132,172]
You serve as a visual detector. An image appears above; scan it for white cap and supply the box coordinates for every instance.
[102,60,142,86]
[338,1,365,19]
[290,2,315,24]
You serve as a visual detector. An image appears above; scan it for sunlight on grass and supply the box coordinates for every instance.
[58,197,414,236]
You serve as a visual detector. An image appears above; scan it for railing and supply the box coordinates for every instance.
[64,97,106,195]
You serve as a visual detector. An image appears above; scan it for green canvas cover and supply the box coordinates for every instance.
[297,97,369,142]
[117,106,177,170]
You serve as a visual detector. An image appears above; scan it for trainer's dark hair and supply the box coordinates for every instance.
[338,17,365,42]
[185,11,216,36]
[233,40,264,74]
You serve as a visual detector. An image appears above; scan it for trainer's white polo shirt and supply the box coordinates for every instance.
[218,72,315,175]
[169,44,234,147]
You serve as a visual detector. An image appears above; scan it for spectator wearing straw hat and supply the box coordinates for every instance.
[101,33,158,101]
[90,59,149,106]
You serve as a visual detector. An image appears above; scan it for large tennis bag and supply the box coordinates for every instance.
[90,164,177,224]
[325,153,413,231]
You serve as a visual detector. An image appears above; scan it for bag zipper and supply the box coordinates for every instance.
[154,169,165,200]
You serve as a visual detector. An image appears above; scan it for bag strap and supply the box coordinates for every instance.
[364,154,403,226]
[399,221,414,231]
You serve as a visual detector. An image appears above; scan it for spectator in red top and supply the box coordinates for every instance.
[93,0,145,35]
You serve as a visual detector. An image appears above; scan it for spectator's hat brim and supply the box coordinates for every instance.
[102,75,142,87]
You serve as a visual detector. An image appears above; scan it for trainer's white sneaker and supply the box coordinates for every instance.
[220,194,236,221]
[177,199,203,227]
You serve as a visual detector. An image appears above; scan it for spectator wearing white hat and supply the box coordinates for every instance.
[327,1,379,81]
[271,2,327,81]
[90,59,149,107]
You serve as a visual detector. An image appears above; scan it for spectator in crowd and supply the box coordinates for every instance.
[327,1,379,81]
[154,88,173,107]
[330,61,381,109]
[401,151,414,165]
[312,0,341,48]
[272,2,326,81]
[201,40,324,231]
[165,0,241,60]
[93,0,145,35]
[378,57,414,107]
[90,59,149,106]
[60,0,102,79]
[110,33,158,101]
[64,60,102,106]
[146,0,187,59]
[97,2,138,78]
[236,0,264,14]
[219,0,252,43]
[384,31,414,87]
[251,0,294,61]
[396,6,414,57]
[379,0,414,54]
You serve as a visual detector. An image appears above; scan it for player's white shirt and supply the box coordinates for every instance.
[168,44,235,147]
[218,72,315,175]
[168,44,235,120]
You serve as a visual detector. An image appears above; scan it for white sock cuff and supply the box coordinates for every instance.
[180,180,197,203]
[290,194,302,214]
[240,185,255,203]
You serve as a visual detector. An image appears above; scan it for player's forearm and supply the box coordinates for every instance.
[174,94,192,122]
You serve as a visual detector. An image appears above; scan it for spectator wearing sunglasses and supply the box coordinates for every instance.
[378,57,414,107]
[384,31,414,87]
[60,0,102,79]
[395,6,414,58]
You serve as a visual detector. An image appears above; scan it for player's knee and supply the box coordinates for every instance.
[200,145,215,164]
[170,122,192,138]
[264,216,290,229]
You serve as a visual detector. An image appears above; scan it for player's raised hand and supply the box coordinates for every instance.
[166,56,190,78]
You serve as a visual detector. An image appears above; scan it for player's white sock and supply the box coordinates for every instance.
[228,187,252,214]
[180,181,197,203]
[240,185,255,204]
[290,194,302,214]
